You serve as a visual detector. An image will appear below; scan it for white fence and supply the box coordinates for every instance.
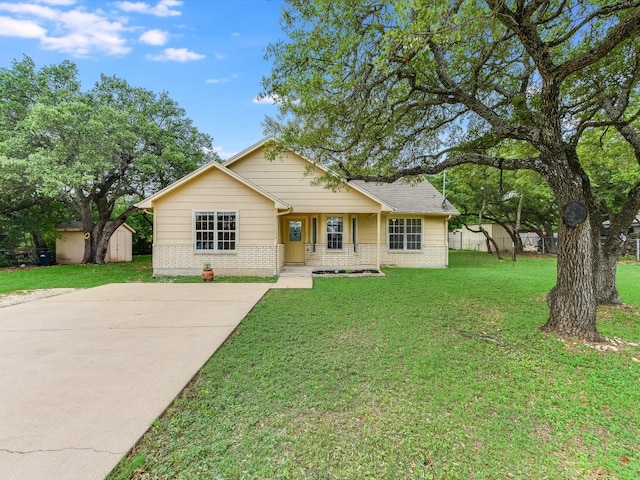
[450,230,639,260]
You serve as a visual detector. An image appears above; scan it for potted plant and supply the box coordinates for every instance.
[201,263,214,282]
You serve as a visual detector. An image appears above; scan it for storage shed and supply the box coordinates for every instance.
[55,222,135,264]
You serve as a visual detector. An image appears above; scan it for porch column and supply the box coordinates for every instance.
[445,215,450,267]
[376,211,381,270]
[274,211,278,276]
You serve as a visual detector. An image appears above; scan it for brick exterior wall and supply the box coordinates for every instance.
[152,243,280,277]
[152,242,447,277]
[305,243,448,268]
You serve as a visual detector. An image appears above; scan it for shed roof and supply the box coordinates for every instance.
[351,179,459,215]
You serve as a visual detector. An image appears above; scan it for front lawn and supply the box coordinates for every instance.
[108,252,640,479]
[0,255,274,294]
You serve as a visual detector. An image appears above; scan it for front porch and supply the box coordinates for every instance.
[280,212,384,270]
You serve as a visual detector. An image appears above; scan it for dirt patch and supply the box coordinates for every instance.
[0,288,79,308]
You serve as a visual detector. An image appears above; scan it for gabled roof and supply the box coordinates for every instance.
[223,137,275,167]
[351,179,459,215]
[137,137,457,216]
[225,138,395,212]
[136,159,290,210]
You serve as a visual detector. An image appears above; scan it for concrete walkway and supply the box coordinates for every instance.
[272,266,314,289]
[0,283,273,480]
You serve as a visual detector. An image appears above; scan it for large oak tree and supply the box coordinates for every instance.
[1,57,215,263]
[262,1,640,341]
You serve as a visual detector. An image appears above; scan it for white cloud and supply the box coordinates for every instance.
[212,51,225,60]
[34,0,76,5]
[212,146,238,160]
[148,47,205,62]
[139,28,168,45]
[0,1,130,56]
[0,2,59,19]
[206,73,239,84]
[0,0,194,59]
[44,10,130,55]
[253,94,282,105]
[116,0,182,17]
[0,16,46,38]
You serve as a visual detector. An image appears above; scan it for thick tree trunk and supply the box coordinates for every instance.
[78,189,137,263]
[542,217,602,341]
[539,154,604,344]
[81,227,116,264]
[594,247,622,305]
[94,230,111,264]
[80,197,93,264]
[591,190,640,305]
[539,143,602,341]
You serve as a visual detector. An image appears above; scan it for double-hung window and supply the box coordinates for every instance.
[327,216,343,250]
[195,211,236,251]
[388,218,422,250]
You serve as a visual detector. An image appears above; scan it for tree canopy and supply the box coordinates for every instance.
[0,56,215,263]
[262,0,640,340]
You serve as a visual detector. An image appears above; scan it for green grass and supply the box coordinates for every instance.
[0,255,275,294]
[101,252,640,480]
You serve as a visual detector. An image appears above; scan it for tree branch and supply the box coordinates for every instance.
[346,153,544,183]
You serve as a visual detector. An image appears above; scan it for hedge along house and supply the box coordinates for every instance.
[137,138,458,277]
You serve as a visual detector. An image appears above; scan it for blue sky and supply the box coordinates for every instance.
[0,0,286,159]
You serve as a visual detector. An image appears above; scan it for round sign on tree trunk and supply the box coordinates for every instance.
[564,202,587,227]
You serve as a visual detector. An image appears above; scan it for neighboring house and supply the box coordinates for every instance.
[137,138,459,277]
[631,215,640,234]
[602,212,640,235]
[55,222,135,264]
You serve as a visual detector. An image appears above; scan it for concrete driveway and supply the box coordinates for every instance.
[0,283,272,480]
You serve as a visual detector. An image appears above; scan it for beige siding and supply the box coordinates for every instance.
[357,214,379,243]
[229,148,382,213]
[423,217,447,246]
[153,167,276,246]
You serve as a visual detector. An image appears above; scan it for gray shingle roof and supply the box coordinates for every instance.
[351,179,459,215]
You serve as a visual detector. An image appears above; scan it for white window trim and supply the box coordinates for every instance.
[326,216,344,251]
[388,217,423,251]
[193,210,238,253]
